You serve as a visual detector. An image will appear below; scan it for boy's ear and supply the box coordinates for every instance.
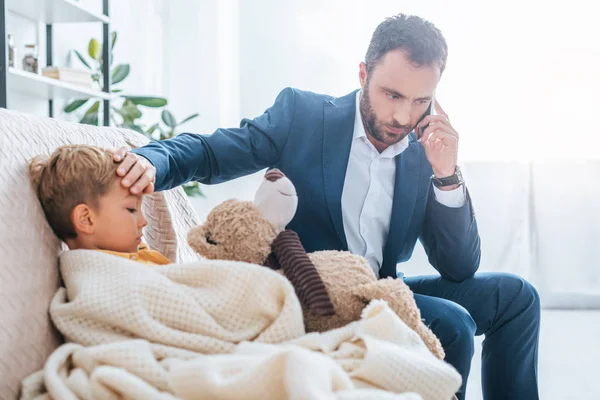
[71,204,95,235]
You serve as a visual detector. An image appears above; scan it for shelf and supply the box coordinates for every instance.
[7,67,112,101]
[6,0,109,24]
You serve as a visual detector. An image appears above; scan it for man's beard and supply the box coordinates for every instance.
[360,86,414,146]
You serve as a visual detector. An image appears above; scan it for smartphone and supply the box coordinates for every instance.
[416,95,436,140]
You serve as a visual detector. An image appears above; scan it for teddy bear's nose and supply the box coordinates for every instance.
[265,168,285,182]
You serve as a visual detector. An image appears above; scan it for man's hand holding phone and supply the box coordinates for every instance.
[416,100,460,190]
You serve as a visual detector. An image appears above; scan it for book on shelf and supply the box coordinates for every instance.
[41,66,95,89]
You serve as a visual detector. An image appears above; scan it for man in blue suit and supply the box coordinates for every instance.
[114,14,540,400]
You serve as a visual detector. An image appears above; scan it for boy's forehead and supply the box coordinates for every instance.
[109,175,143,200]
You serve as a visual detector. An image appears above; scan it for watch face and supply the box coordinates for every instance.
[455,167,463,181]
[443,175,459,185]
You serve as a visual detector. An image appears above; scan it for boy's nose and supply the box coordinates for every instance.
[139,213,148,228]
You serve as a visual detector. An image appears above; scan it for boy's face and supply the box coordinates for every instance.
[91,177,148,253]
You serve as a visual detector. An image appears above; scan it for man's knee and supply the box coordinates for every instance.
[495,273,541,320]
[428,300,476,357]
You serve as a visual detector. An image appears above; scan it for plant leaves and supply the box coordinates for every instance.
[111,64,130,85]
[111,32,117,50]
[64,99,88,113]
[80,113,98,125]
[126,96,167,108]
[157,126,169,140]
[161,110,177,128]
[117,100,142,122]
[88,38,101,61]
[160,128,176,140]
[85,101,100,115]
[107,33,117,65]
[146,123,159,135]
[178,113,199,126]
[183,182,205,198]
[80,101,100,125]
[122,123,144,134]
[73,50,91,69]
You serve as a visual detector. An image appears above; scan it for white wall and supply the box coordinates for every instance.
[237,0,600,162]
[160,0,264,220]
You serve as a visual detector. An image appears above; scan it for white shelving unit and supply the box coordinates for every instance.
[6,0,108,24]
[8,67,112,100]
[1,0,111,124]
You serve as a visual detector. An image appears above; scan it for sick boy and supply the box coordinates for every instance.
[29,144,169,265]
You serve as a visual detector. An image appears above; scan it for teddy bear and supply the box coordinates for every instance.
[187,168,445,360]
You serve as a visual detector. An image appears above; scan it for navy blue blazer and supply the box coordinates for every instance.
[133,88,481,281]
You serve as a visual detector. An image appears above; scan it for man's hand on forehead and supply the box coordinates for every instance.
[114,146,156,195]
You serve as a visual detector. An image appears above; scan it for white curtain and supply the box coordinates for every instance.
[403,161,600,309]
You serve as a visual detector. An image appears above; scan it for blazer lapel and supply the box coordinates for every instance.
[322,90,357,250]
[381,135,421,278]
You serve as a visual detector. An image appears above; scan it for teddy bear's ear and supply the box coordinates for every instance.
[187,225,219,259]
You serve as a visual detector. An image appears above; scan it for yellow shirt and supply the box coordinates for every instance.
[99,243,171,265]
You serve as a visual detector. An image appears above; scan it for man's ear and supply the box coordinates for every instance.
[359,62,368,89]
[71,204,95,235]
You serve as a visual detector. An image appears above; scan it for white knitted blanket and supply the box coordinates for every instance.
[20,250,461,400]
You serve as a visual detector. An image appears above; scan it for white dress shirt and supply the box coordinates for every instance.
[341,90,466,277]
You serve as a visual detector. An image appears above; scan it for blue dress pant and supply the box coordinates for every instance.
[404,272,540,400]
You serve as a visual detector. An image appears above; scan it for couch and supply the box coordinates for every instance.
[0,108,464,400]
[0,108,200,399]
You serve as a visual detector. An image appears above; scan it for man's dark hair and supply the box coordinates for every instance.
[365,14,448,76]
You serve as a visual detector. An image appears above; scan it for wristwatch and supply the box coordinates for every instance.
[432,166,464,188]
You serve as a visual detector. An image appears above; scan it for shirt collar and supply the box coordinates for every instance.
[353,90,410,158]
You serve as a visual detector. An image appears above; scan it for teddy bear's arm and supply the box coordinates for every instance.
[271,230,335,317]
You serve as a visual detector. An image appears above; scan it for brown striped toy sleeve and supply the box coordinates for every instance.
[271,230,335,316]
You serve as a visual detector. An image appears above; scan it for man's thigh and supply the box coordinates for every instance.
[405,272,534,336]
[412,292,476,343]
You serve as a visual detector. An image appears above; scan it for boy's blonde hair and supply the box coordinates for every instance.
[29,144,118,241]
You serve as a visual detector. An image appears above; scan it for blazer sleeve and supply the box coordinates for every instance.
[419,188,481,282]
[131,87,297,190]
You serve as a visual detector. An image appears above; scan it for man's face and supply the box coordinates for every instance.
[92,178,147,253]
[359,49,440,150]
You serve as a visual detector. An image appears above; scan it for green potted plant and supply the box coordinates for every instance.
[64,32,203,197]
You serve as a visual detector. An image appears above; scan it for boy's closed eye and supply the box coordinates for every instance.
[127,208,137,213]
